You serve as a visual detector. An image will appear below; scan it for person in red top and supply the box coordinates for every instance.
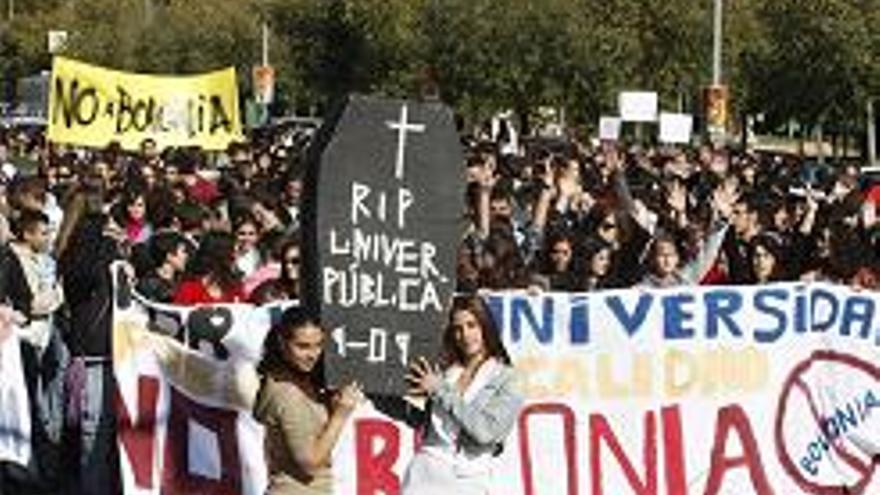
[173,231,245,305]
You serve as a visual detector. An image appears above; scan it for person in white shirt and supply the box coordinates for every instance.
[373,295,523,495]
[8,209,63,352]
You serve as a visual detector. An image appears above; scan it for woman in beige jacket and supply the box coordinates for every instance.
[253,307,362,495]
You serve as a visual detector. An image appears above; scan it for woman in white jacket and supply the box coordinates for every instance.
[374,295,523,495]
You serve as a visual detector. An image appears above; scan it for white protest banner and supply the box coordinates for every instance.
[334,283,880,495]
[619,91,658,122]
[109,273,880,494]
[0,326,32,468]
[112,265,293,495]
[598,116,622,141]
[659,112,694,144]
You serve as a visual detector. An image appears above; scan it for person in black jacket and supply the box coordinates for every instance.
[57,211,125,495]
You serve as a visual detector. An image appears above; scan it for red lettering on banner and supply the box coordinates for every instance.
[703,404,774,495]
[590,411,658,495]
[519,403,578,495]
[114,375,160,488]
[661,406,687,495]
[162,385,242,495]
[356,419,401,495]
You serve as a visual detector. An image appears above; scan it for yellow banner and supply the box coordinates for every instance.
[47,57,243,151]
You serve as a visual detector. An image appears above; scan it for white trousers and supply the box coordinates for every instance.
[401,451,492,495]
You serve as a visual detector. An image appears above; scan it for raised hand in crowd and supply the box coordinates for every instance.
[603,145,623,174]
[711,179,740,222]
[474,155,498,239]
[555,160,583,212]
[473,155,498,192]
[798,185,821,235]
[571,188,596,215]
[667,179,688,215]
[666,179,689,228]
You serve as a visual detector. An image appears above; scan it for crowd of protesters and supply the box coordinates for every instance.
[0,117,878,494]
[0,125,309,494]
[458,126,879,293]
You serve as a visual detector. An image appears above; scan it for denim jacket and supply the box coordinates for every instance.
[373,361,523,459]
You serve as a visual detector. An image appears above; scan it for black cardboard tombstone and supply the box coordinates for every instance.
[302,95,463,395]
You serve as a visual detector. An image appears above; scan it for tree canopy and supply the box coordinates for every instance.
[2,0,877,134]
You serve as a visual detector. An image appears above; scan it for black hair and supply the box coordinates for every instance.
[748,231,787,281]
[148,231,189,269]
[12,208,49,238]
[257,305,325,391]
[186,230,240,291]
[175,202,207,233]
[112,183,149,225]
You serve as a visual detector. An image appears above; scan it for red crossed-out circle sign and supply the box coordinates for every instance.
[775,350,880,495]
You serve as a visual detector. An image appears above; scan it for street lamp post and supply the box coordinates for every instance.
[869,98,877,167]
[262,21,269,67]
[712,0,723,86]
[706,0,727,144]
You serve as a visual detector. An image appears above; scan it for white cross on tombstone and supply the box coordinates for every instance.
[386,105,426,180]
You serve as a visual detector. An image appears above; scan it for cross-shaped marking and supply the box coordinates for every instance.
[386,105,425,180]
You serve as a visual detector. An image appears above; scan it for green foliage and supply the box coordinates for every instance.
[2,0,877,132]
[744,0,876,128]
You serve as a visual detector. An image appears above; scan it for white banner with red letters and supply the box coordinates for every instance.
[335,283,880,495]
[110,278,880,494]
[112,268,290,495]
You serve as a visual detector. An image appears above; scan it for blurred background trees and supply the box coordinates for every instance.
[1,0,877,141]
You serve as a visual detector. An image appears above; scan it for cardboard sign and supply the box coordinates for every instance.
[251,65,275,105]
[659,112,694,144]
[619,91,658,122]
[704,84,729,130]
[47,56,243,151]
[47,31,68,54]
[303,95,463,394]
[598,116,622,141]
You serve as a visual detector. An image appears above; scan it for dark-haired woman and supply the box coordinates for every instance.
[113,187,153,246]
[375,295,523,495]
[253,309,362,495]
[749,232,787,283]
[57,208,127,495]
[173,231,244,304]
[575,236,613,291]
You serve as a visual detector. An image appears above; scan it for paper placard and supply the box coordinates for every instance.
[659,112,694,144]
[47,31,68,54]
[619,91,658,122]
[598,116,622,141]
